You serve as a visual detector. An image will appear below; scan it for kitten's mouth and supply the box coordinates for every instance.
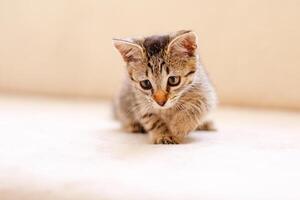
[154,100,167,107]
[153,100,176,110]
[153,98,176,109]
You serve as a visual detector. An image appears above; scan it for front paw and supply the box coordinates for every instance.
[152,134,182,144]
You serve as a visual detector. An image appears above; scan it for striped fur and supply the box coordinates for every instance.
[113,30,217,144]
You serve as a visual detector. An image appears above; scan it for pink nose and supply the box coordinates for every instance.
[153,90,168,106]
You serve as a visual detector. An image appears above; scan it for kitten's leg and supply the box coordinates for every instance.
[195,120,216,131]
[123,122,146,133]
[168,99,210,140]
[140,113,182,144]
[115,87,146,133]
[118,111,146,134]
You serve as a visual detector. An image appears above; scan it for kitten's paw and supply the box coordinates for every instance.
[196,120,217,131]
[124,122,146,133]
[152,134,182,144]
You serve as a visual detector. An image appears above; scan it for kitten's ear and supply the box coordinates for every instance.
[167,31,197,58]
[113,39,144,63]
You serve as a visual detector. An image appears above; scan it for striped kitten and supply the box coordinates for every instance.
[113,30,217,144]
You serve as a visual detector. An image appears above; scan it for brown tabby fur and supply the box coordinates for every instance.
[113,30,217,144]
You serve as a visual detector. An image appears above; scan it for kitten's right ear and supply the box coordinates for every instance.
[113,39,144,63]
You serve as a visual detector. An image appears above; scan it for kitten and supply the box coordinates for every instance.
[113,30,217,144]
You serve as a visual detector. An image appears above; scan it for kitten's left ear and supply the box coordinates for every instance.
[167,31,197,58]
[113,38,144,63]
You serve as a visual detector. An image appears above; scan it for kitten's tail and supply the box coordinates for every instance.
[196,120,216,131]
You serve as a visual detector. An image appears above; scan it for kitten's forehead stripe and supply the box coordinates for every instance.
[159,60,165,74]
[145,69,148,77]
[166,66,170,75]
[147,63,154,73]
[143,35,169,56]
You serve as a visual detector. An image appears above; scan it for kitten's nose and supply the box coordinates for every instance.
[153,90,168,106]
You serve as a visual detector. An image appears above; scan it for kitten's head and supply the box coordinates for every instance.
[113,30,198,109]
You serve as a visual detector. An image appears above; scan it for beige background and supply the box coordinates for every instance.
[0,0,299,109]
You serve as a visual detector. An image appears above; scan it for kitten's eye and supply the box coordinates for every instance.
[140,80,152,90]
[168,76,181,86]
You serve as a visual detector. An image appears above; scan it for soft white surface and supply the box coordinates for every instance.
[0,96,300,200]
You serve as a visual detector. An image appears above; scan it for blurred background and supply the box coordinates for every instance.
[0,0,300,109]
